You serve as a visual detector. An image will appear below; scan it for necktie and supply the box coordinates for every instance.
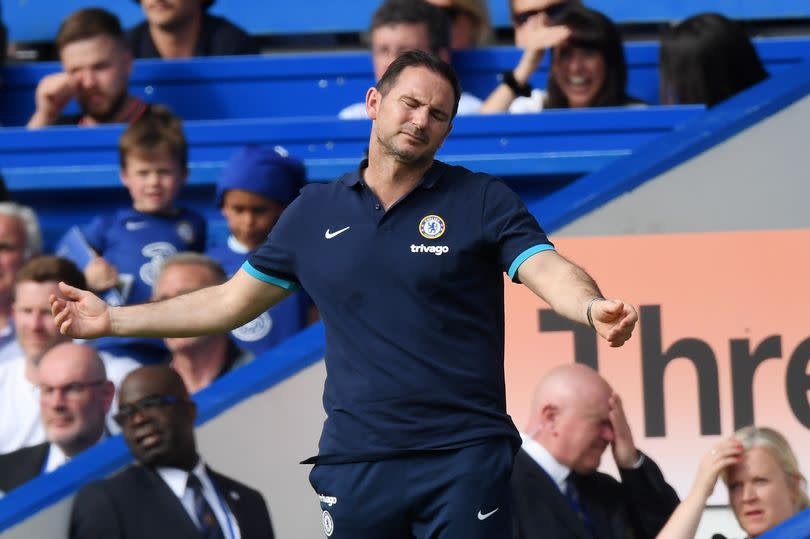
[564,478,595,534]
[186,473,225,539]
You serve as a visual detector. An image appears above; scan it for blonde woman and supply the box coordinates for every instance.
[657,426,809,539]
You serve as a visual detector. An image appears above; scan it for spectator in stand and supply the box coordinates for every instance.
[153,253,253,393]
[659,13,768,107]
[483,2,640,112]
[657,426,809,539]
[55,106,206,365]
[70,366,275,538]
[27,8,149,129]
[0,203,42,363]
[339,0,483,119]
[0,343,114,495]
[128,0,257,58]
[0,256,90,453]
[425,0,493,49]
[207,146,316,356]
[512,363,679,538]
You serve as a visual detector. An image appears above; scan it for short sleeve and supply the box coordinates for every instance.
[481,179,554,282]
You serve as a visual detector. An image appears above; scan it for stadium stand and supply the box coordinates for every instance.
[0,107,703,250]
[1,38,808,126]
[2,0,808,44]
[1,59,809,538]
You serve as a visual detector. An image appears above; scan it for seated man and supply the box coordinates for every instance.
[511,363,679,538]
[153,253,253,393]
[70,365,275,538]
[339,0,482,119]
[0,343,114,494]
[128,0,257,58]
[0,202,42,363]
[27,8,149,128]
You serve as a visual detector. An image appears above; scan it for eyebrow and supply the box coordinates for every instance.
[402,95,450,120]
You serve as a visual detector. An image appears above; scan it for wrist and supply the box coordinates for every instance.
[501,70,533,98]
[586,296,605,328]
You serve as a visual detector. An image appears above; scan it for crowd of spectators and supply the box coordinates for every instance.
[0,1,800,538]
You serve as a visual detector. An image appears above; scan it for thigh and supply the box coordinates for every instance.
[309,461,411,539]
[410,439,514,539]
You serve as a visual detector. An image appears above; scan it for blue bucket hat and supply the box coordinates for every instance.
[216,146,307,207]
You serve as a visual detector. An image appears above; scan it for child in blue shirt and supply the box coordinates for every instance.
[206,145,315,355]
[57,106,206,363]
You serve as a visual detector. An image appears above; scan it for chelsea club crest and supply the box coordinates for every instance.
[418,215,446,239]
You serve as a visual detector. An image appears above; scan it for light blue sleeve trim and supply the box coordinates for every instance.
[507,244,556,281]
[241,261,301,291]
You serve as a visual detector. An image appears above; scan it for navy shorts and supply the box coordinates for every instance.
[309,438,514,538]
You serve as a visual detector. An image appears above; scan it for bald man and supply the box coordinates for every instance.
[0,343,114,494]
[70,365,274,539]
[510,364,679,539]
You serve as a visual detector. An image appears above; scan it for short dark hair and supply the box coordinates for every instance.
[55,8,126,51]
[370,0,451,55]
[660,13,768,107]
[133,0,214,9]
[15,255,87,290]
[545,5,631,109]
[376,50,462,119]
[119,105,188,171]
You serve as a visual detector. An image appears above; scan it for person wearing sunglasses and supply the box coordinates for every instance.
[0,342,114,495]
[70,365,275,539]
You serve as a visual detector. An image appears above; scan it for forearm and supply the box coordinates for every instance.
[518,250,602,326]
[654,491,708,539]
[27,110,55,129]
[109,270,288,338]
[480,51,541,114]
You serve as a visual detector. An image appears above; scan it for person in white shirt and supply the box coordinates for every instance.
[339,0,482,119]
[0,342,114,494]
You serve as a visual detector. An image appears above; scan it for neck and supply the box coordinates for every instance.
[170,336,229,394]
[364,143,434,210]
[149,13,201,58]
[59,427,104,458]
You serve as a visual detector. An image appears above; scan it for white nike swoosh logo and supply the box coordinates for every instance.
[477,507,499,520]
[125,221,148,231]
[324,226,350,239]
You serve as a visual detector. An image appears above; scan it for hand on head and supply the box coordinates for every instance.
[608,392,639,469]
[590,299,638,347]
[50,281,112,339]
[692,439,744,501]
[34,72,78,121]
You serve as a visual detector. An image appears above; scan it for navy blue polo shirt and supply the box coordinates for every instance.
[245,160,554,463]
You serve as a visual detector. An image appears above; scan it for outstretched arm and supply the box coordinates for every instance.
[51,268,290,339]
[655,440,743,539]
[516,249,637,347]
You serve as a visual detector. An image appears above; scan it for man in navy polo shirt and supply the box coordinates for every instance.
[52,50,639,538]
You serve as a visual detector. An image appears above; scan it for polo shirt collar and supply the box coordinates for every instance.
[342,159,446,190]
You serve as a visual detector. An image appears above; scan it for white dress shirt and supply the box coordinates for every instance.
[520,431,570,493]
[156,459,242,539]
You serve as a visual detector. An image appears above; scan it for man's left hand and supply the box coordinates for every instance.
[609,393,639,469]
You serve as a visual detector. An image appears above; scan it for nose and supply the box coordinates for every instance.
[411,107,429,129]
[742,482,758,502]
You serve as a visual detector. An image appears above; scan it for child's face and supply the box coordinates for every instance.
[221,189,284,250]
[121,151,187,213]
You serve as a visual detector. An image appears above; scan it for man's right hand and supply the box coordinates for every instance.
[28,72,76,127]
[50,281,112,339]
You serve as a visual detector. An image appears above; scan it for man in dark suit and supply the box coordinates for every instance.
[69,365,274,539]
[511,363,679,539]
[0,342,114,494]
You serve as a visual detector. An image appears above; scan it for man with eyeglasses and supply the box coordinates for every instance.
[480,0,577,113]
[0,255,137,454]
[0,342,114,494]
[70,365,275,539]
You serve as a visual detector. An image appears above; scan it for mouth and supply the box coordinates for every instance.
[744,509,764,519]
[565,75,593,91]
[136,428,163,450]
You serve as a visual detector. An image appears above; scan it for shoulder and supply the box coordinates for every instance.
[457,92,483,115]
[175,207,207,225]
[509,89,546,114]
[204,14,250,36]
[338,102,368,119]
[208,468,266,503]
[0,442,48,466]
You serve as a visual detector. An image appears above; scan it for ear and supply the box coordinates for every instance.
[437,48,451,64]
[119,168,131,188]
[366,86,382,120]
[101,381,115,413]
[540,403,560,433]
